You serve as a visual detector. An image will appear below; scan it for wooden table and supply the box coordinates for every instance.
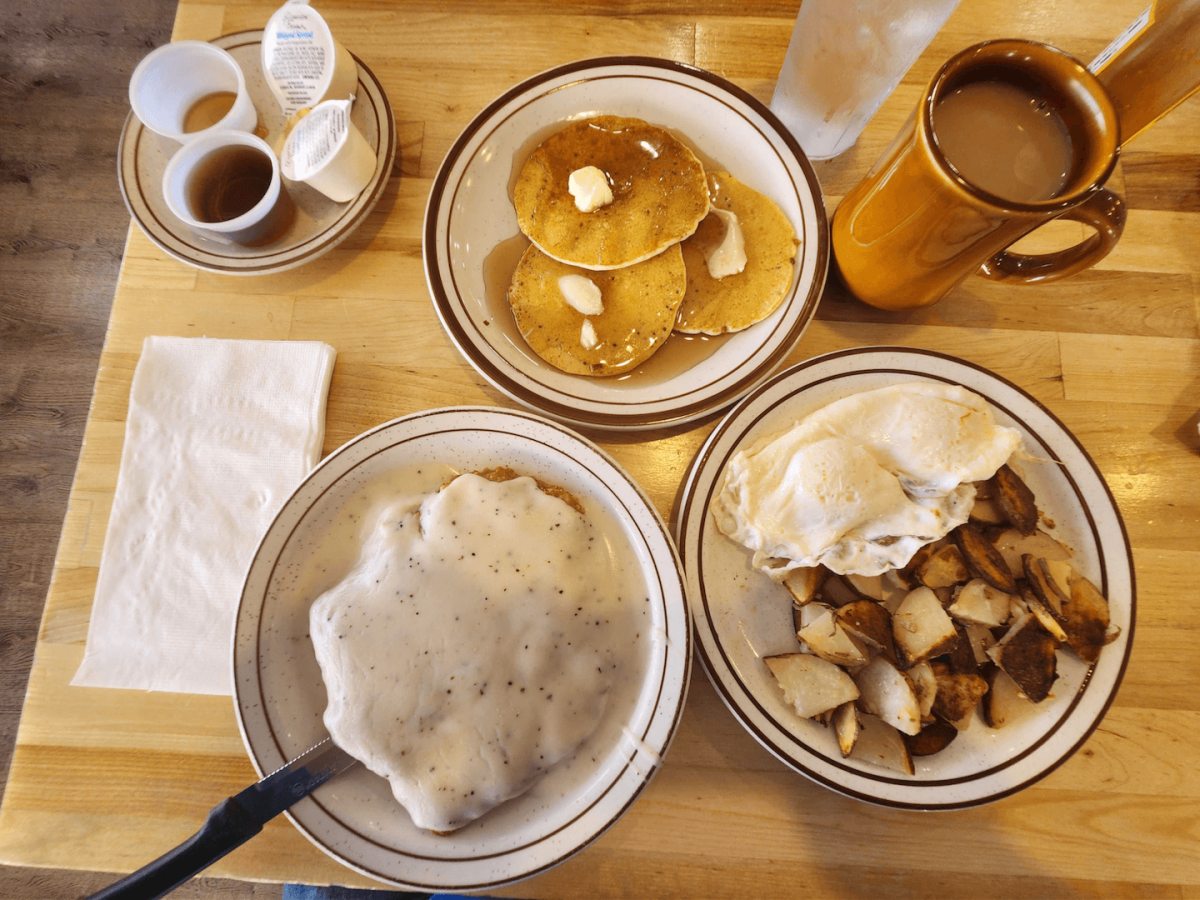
[2,0,1199,896]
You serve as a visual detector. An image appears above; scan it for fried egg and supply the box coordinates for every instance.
[712,382,1024,577]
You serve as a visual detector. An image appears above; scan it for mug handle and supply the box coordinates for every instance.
[978,188,1127,284]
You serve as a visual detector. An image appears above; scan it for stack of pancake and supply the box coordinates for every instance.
[508,115,800,377]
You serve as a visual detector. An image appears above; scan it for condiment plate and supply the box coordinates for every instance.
[234,407,690,890]
[676,347,1135,809]
[118,30,395,275]
[423,56,828,431]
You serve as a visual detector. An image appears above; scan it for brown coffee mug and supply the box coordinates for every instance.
[831,40,1126,311]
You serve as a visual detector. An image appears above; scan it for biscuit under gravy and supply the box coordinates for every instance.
[675,172,799,335]
[513,116,710,270]
[508,242,687,376]
[310,470,647,833]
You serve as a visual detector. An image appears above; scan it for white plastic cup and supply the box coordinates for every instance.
[162,130,295,246]
[129,41,258,144]
[770,0,960,160]
[281,99,376,203]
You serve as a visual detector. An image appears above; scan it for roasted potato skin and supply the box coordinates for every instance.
[993,464,1039,535]
[990,616,1059,703]
[955,522,1017,593]
[903,718,958,757]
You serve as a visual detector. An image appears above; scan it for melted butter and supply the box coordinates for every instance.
[306,470,650,832]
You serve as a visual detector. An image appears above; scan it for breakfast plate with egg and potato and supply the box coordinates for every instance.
[423,57,828,431]
[234,407,690,890]
[677,347,1134,809]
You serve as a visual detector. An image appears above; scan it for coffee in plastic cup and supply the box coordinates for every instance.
[129,41,258,145]
[162,131,295,246]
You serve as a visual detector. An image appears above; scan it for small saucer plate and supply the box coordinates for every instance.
[118,30,396,275]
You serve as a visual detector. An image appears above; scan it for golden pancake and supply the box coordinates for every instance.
[508,242,686,377]
[513,116,710,270]
[675,171,799,335]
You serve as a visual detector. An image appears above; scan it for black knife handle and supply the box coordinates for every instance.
[86,795,263,900]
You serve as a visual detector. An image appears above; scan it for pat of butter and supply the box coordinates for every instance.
[557,274,604,315]
[580,318,600,350]
[568,166,613,213]
[705,208,747,279]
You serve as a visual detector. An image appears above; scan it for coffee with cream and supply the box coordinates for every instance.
[933,80,1074,203]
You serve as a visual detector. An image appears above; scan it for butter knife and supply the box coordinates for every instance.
[88,738,359,900]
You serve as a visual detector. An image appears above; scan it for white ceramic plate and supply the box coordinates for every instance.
[423,57,828,431]
[118,30,396,275]
[677,347,1135,809]
[234,407,690,890]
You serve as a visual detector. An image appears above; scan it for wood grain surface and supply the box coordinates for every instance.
[3,0,1199,897]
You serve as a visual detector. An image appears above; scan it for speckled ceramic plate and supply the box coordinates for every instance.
[677,347,1135,809]
[118,30,395,275]
[423,57,828,431]
[234,407,690,890]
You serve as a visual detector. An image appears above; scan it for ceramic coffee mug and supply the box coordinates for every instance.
[831,40,1126,311]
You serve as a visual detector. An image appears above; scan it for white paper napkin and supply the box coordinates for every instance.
[72,336,337,695]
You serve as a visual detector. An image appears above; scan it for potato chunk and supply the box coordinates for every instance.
[783,566,826,607]
[986,614,1058,703]
[892,586,960,668]
[904,719,959,756]
[982,663,1040,730]
[849,713,914,775]
[837,600,894,657]
[992,463,1038,534]
[930,660,989,729]
[852,657,922,736]
[797,605,869,666]
[955,522,1017,593]
[833,701,861,758]
[1061,569,1113,664]
[992,528,1072,578]
[765,653,860,719]
[916,544,971,589]
[948,578,1012,628]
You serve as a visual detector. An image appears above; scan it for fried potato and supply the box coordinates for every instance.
[849,714,914,775]
[955,522,1017,593]
[904,718,959,756]
[1061,568,1114,664]
[852,657,922,736]
[992,463,1039,534]
[893,587,960,668]
[765,653,860,719]
[986,613,1058,703]
[992,527,1073,576]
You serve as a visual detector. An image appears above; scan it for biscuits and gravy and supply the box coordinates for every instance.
[310,469,649,832]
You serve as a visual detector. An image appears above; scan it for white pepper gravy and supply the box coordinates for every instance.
[308,471,651,833]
